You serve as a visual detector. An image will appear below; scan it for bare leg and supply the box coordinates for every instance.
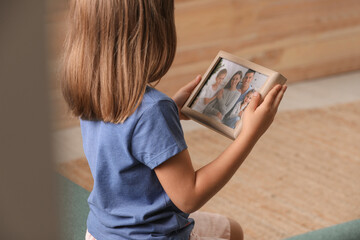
[228,218,244,240]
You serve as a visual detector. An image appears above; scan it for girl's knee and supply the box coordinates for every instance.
[228,218,243,240]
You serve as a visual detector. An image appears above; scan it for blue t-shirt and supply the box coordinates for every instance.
[80,86,193,240]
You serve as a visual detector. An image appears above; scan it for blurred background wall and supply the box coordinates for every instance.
[47,0,360,99]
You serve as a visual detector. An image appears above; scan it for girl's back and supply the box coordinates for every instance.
[81,87,193,239]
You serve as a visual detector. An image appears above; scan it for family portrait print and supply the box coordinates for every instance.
[191,58,268,129]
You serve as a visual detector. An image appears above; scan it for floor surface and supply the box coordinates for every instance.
[54,70,360,240]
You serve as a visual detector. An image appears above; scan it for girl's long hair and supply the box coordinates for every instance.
[61,0,176,123]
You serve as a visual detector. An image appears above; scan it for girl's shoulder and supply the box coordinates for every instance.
[134,86,178,120]
[79,87,175,127]
[144,86,173,103]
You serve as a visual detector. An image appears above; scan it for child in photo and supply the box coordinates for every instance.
[203,71,243,121]
[223,89,256,129]
[191,68,227,113]
[61,1,287,239]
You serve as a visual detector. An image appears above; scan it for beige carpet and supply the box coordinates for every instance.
[57,101,360,240]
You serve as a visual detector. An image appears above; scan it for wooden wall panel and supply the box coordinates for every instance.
[47,0,360,96]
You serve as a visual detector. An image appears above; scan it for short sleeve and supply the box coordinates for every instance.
[131,100,187,169]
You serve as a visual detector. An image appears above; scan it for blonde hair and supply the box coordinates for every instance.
[61,0,176,123]
[216,69,227,77]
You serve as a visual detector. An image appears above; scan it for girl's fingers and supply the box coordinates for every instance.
[273,85,287,108]
[247,91,261,112]
[263,84,282,106]
[182,75,201,92]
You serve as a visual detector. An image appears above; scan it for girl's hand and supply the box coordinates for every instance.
[217,89,224,99]
[240,84,287,141]
[172,75,202,120]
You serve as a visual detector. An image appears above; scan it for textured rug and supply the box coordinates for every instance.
[57,101,360,240]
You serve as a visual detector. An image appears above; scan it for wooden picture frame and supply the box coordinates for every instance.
[181,51,287,140]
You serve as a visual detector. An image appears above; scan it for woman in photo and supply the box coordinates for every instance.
[203,71,243,121]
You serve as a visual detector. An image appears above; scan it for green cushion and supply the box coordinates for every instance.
[285,219,360,240]
[57,174,90,240]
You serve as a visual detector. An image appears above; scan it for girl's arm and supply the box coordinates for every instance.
[155,84,287,213]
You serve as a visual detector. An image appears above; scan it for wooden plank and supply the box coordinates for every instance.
[47,0,360,125]
[156,0,360,95]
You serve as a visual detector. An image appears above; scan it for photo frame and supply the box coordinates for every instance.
[181,51,287,140]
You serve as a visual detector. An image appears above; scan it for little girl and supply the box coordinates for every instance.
[61,1,286,240]
[191,68,227,113]
[224,89,256,129]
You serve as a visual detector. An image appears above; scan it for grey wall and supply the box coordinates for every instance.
[0,1,58,239]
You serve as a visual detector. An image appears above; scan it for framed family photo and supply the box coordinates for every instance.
[181,51,287,140]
